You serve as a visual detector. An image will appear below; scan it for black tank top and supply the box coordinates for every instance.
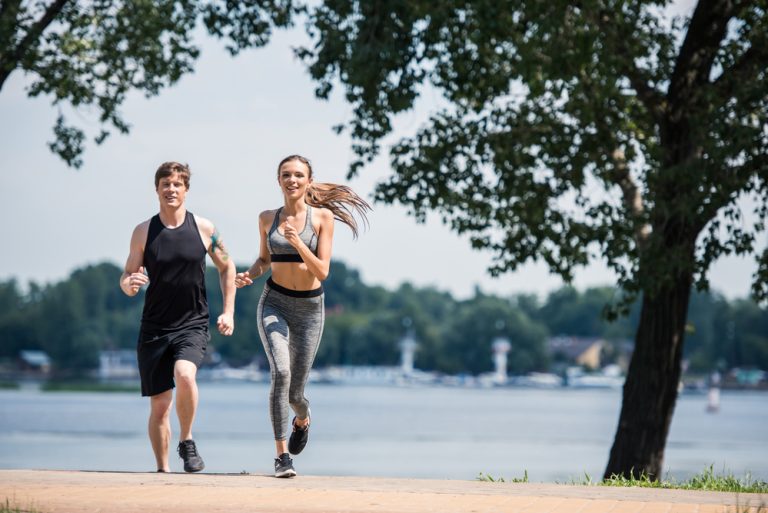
[141,211,209,333]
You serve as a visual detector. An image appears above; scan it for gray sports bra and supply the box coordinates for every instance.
[267,206,318,262]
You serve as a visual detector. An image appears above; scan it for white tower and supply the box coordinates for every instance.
[706,370,721,413]
[492,337,511,385]
[399,330,418,376]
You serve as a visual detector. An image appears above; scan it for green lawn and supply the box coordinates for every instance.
[478,466,768,493]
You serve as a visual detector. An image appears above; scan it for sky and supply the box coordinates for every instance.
[0,8,764,301]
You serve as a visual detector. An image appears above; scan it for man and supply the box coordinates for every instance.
[120,161,235,473]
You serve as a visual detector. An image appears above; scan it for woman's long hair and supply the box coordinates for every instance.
[278,155,371,238]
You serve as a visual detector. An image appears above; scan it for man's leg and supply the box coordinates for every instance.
[149,390,173,472]
[173,359,205,472]
[174,359,198,441]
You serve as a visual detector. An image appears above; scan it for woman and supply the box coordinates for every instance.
[235,155,370,478]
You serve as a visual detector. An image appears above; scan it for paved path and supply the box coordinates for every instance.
[1,470,765,513]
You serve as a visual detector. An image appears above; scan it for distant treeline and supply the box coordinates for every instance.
[0,261,766,374]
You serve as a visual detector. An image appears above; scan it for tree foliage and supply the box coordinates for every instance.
[299,0,768,305]
[295,0,768,479]
[0,0,298,167]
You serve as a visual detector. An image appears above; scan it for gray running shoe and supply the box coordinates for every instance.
[274,453,297,478]
[177,439,205,472]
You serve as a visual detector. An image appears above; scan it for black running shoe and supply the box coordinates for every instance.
[288,415,310,455]
[274,453,296,478]
[177,439,205,473]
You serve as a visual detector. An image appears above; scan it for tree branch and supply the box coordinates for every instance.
[611,148,650,249]
[624,66,666,123]
[698,154,768,228]
[667,0,739,118]
[0,0,24,76]
[591,8,666,124]
[713,43,768,100]
[0,0,23,23]
[0,0,69,91]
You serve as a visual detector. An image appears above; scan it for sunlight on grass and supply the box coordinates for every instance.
[1,497,41,513]
[478,465,768,494]
[477,470,529,483]
[601,465,768,493]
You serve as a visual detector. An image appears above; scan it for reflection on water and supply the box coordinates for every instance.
[1,383,766,482]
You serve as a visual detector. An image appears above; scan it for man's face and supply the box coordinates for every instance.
[156,171,188,208]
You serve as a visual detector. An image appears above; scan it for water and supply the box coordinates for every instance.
[1,383,766,482]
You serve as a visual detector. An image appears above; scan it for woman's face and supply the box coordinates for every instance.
[278,159,312,200]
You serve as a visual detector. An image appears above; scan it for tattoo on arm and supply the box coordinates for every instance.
[210,228,230,262]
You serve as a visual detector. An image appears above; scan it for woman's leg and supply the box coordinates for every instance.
[288,294,325,423]
[257,288,292,453]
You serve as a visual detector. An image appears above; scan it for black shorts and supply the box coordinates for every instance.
[137,326,209,397]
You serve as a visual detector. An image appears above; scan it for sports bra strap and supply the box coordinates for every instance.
[270,207,283,233]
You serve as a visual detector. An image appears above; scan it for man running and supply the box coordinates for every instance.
[120,161,235,472]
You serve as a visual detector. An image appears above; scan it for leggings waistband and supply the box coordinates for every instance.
[266,277,324,298]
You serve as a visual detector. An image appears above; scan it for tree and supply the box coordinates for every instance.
[37,277,99,372]
[0,279,40,359]
[720,298,768,369]
[537,286,636,340]
[298,0,768,479]
[0,0,297,167]
[439,292,547,374]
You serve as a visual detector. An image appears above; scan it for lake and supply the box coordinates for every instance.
[1,383,766,482]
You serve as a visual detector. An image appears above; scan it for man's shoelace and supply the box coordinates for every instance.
[179,441,198,457]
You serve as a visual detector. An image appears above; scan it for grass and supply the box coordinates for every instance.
[0,381,19,390]
[41,380,139,393]
[477,470,528,483]
[1,497,40,513]
[478,466,768,493]
[599,466,768,493]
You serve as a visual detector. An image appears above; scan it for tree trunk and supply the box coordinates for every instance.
[603,269,693,480]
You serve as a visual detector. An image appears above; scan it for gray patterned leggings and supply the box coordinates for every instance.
[257,278,325,441]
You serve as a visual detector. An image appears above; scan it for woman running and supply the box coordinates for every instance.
[234,155,370,477]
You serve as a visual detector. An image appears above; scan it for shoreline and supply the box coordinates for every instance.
[2,376,768,393]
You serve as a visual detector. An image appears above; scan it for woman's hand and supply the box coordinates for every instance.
[282,216,302,249]
[234,271,253,288]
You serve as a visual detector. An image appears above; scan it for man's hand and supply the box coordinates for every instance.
[127,266,149,295]
[217,312,234,336]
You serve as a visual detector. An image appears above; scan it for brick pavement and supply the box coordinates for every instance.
[1,470,765,513]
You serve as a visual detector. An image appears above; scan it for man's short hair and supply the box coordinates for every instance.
[155,162,191,189]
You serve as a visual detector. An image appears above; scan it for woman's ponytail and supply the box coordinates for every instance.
[278,155,372,238]
[305,182,371,239]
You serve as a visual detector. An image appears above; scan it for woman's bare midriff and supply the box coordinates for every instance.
[270,262,322,291]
